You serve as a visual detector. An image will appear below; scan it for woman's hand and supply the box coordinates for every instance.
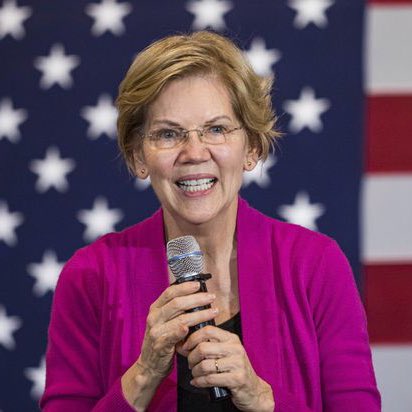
[181,325,275,412]
[139,281,218,377]
[121,281,219,410]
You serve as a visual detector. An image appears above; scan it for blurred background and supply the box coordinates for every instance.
[0,0,411,410]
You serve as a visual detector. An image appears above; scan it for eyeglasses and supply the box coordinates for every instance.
[142,125,243,149]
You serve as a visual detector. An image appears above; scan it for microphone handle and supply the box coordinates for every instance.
[173,273,231,402]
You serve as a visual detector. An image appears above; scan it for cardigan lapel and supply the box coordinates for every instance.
[236,197,281,390]
[131,208,178,411]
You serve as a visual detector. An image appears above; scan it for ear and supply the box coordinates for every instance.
[243,147,259,171]
[132,149,149,179]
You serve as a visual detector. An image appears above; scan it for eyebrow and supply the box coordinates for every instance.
[151,115,233,127]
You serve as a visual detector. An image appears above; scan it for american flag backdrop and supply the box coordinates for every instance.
[0,0,411,411]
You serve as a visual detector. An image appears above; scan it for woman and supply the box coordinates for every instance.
[40,31,381,411]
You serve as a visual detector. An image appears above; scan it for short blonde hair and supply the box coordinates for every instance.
[116,31,281,174]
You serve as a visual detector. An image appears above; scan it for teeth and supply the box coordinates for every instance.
[177,178,215,192]
[178,178,215,186]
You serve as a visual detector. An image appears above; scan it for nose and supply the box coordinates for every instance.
[177,130,211,164]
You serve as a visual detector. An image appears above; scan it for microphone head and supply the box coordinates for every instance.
[167,235,204,280]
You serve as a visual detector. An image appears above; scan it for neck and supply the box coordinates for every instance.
[163,200,238,262]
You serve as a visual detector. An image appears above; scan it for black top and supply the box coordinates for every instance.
[177,312,242,411]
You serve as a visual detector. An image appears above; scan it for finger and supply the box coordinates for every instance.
[187,341,240,369]
[190,370,242,389]
[151,307,220,346]
[183,325,236,352]
[157,292,216,323]
[191,356,235,378]
[172,307,219,331]
[152,281,200,309]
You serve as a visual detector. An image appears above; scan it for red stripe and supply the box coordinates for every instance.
[364,263,412,343]
[365,95,412,172]
[368,0,412,4]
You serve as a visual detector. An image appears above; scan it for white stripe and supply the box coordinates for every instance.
[371,344,412,412]
[366,6,412,94]
[361,174,412,263]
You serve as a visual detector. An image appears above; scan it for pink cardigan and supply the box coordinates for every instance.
[40,198,381,411]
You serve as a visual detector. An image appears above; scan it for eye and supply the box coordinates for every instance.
[153,129,180,140]
[207,125,227,135]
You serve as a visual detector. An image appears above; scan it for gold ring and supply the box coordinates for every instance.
[215,359,221,374]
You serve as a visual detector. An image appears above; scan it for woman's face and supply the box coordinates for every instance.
[135,75,257,227]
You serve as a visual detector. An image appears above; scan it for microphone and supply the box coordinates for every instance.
[167,235,231,402]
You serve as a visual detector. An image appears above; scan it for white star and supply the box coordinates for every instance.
[0,0,32,40]
[277,191,325,230]
[243,154,277,188]
[34,44,80,89]
[0,200,24,247]
[244,38,281,77]
[0,305,22,350]
[25,356,46,400]
[29,146,76,193]
[81,94,118,139]
[186,0,233,31]
[288,0,334,29]
[77,197,123,242]
[0,98,27,143]
[135,176,151,191]
[85,0,132,36]
[27,250,65,297]
[283,86,330,134]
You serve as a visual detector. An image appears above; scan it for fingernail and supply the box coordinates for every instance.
[208,293,216,299]
[212,308,219,314]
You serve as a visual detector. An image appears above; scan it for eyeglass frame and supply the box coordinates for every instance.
[140,125,244,149]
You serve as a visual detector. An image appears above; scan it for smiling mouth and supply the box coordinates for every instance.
[175,178,217,192]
